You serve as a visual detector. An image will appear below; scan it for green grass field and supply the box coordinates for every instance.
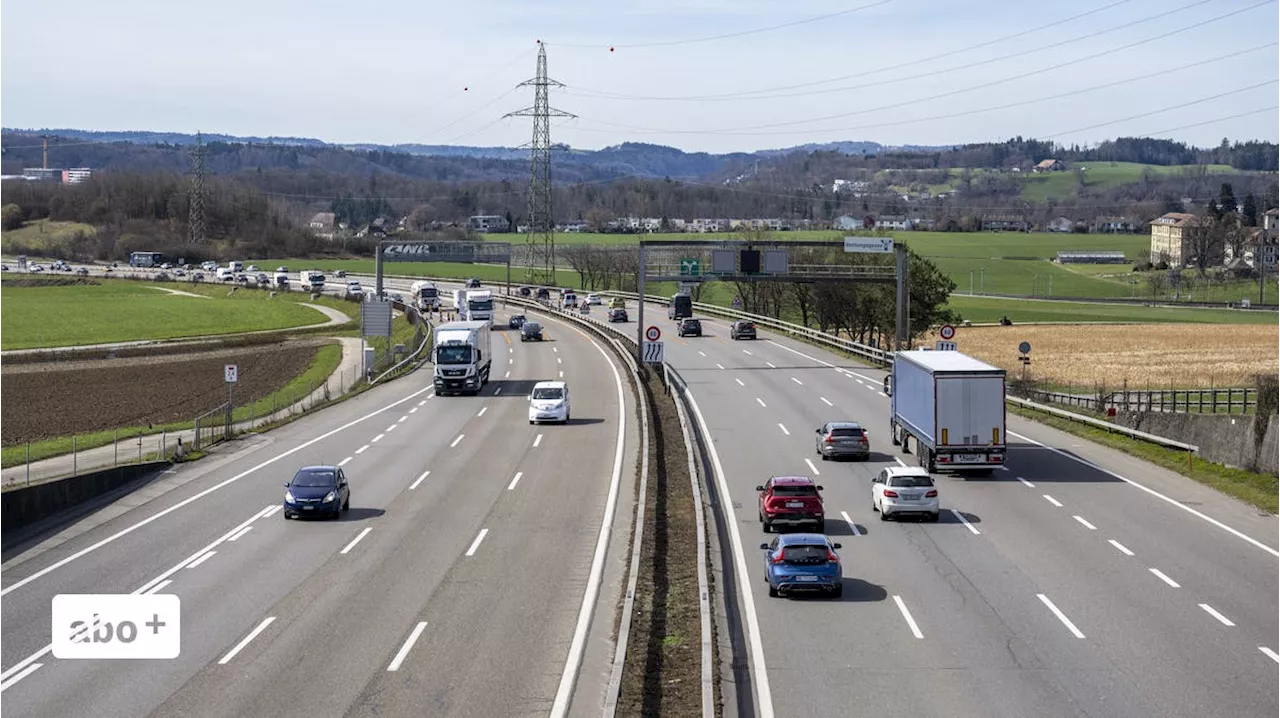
[945,295,1276,324]
[1019,161,1241,202]
[0,219,97,252]
[0,280,334,350]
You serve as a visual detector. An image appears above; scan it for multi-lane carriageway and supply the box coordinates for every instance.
[4,273,1279,718]
[1,302,637,717]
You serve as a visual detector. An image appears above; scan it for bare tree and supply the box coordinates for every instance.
[1146,271,1167,299]
[1187,213,1228,277]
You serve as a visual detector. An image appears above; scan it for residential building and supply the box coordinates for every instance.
[1094,216,1138,234]
[875,215,911,231]
[1225,227,1279,272]
[1046,216,1075,233]
[834,215,862,231]
[469,214,510,232]
[307,212,336,240]
[1264,208,1278,232]
[981,216,1030,232]
[558,221,587,233]
[1034,159,1066,172]
[1149,212,1207,266]
[63,167,93,184]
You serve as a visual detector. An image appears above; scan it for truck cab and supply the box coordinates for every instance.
[432,321,492,396]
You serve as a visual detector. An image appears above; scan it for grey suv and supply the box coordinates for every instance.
[815,421,870,461]
[520,321,543,341]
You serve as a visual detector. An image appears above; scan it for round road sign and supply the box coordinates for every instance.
[939,324,956,340]
[1018,341,1032,354]
[645,325,662,342]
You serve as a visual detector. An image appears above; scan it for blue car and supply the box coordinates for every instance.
[283,465,350,519]
[760,533,844,598]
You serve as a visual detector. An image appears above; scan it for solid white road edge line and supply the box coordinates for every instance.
[340,528,373,555]
[1108,539,1135,556]
[410,471,430,490]
[682,388,775,718]
[507,471,524,490]
[0,664,42,691]
[144,579,174,595]
[218,616,276,664]
[840,510,863,536]
[1009,430,1280,559]
[1199,603,1235,626]
[1044,495,1063,507]
[892,595,924,639]
[550,324,628,718]
[1149,567,1181,588]
[804,458,821,476]
[1038,594,1086,638]
[465,529,489,556]
[1073,515,1098,530]
[767,340,881,384]
[186,551,216,569]
[951,509,980,535]
[387,622,429,672]
[0,387,432,598]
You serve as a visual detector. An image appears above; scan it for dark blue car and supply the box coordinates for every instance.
[760,533,843,598]
[283,465,350,519]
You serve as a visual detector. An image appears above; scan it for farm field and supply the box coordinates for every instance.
[952,323,1278,389]
[944,295,1276,324]
[1018,161,1242,202]
[0,278,334,350]
[0,219,97,252]
[0,340,343,465]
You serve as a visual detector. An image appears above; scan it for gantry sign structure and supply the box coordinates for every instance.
[635,237,910,363]
[374,240,514,298]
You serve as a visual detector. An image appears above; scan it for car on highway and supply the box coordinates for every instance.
[730,320,757,340]
[509,314,527,329]
[536,287,550,300]
[609,297,626,309]
[608,307,628,323]
[815,421,870,461]
[586,293,603,305]
[283,465,350,519]
[518,286,532,297]
[520,321,543,341]
[677,317,702,337]
[247,264,259,272]
[334,269,347,278]
[759,533,844,598]
[757,476,825,533]
[346,280,363,295]
[872,466,939,521]
[528,381,570,424]
[465,278,481,288]
[76,267,89,276]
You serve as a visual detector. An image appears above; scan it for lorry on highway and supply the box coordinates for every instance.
[410,280,441,311]
[886,349,1006,475]
[667,292,692,320]
[300,270,326,291]
[228,260,244,272]
[464,289,494,323]
[432,320,492,395]
[273,270,289,288]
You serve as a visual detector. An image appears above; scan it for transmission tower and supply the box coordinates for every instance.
[505,43,574,287]
[189,131,207,244]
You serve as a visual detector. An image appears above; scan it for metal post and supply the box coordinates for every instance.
[894,242,908,351]
[636,243,646,364]
[73,436,77,477]
[26,443,31,486]
[138,431,143,464]
[375,241,384,299]
[162,430,167,460]
[114,428,119,467]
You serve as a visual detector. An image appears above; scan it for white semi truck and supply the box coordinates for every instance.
[464,289,494,323]
[886,349,1007,475]
[410,280,441,311]
[432,320,492,396]
[299,270,326,291]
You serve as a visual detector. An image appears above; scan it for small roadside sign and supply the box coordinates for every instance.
[645,325,662,342]
[642,341,664,364]
[224,364,238,383]
[1018,341,1032,354]
[935,341,957,351]
[843,236,894,253]
[939,324,956,340]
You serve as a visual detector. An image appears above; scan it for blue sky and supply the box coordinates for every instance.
[2,0,1277,153]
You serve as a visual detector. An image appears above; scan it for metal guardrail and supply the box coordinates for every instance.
[369,306,433,386]
[1007,395,1199,452]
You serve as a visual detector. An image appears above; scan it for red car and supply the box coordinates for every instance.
[756,476,825,533]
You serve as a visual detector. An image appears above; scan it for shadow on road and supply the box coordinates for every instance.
[779,578,888,603]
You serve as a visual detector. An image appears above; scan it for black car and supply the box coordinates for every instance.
[608,307,629,323]
[283,465,350,519]
[518,286,532,297]
[678,318,702,337]
[536,287,550,300]
[521,321,543,341]
[730,320,757,340]
[465,278,481,288]
[509,314,527,329]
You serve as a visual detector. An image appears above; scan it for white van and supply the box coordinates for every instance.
[528,381,570,424]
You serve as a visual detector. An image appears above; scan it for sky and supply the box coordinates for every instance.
[2,0,1278,154]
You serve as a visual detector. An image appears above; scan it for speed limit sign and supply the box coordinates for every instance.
[939,325,956,340]
[645,325,661,342]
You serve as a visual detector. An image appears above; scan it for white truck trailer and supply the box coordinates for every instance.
[410,280,441,311]
[299,270,326,291]
[887,349,1007,475]
[432,321,492,396]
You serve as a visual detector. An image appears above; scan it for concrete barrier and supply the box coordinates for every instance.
[2,461,170,537]
[1114,411,1279,475]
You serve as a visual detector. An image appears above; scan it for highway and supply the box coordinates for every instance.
[0,301,638,717]
[615,300,1278,718]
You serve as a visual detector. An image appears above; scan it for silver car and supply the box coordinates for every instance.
[872,467,939,521]
[815,421,870,461]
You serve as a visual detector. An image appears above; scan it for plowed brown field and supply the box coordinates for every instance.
[2,339,330,444]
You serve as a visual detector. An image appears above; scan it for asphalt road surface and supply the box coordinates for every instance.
[617,302,1278,718]
[1,304,638,718]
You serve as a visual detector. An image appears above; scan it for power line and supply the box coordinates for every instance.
[560,0,1276,136]
[566,0,1147,101]
[1039,79,1278,139]
[547,0,894,49]
[1145,106,1279,137]
[407,47,537,144]
[562,43,1276,138]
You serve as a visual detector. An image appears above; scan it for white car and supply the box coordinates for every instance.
[347,280,363,294]
[871,466,939,521]
[528,381,571,424]
[586,293,603,305]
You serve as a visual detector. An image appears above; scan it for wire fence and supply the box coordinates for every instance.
[1014,384,1258,415]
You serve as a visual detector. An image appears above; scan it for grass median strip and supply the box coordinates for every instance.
[618,371,704,717]
[1008,403,1278,515]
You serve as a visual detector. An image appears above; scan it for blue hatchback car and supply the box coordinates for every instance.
[283,465,350,519]
[760,533,844,598]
